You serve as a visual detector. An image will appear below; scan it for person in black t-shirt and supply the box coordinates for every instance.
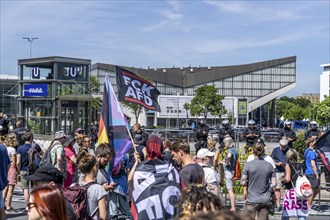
[169,141,204,190]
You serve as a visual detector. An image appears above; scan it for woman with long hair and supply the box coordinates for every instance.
[2,133,18,213]
[28,184,69,220]
[77,151,107,220]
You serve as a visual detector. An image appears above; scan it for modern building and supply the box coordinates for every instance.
[91,56,296,128]
[0,78,19,115]
[17,56,93,136]
[320,63,330,102]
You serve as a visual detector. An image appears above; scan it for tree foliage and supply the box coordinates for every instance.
[122,101,144,124]
[276,97,312,121]
[316,96,330,126]
[184,85,225,118]
[90,75,102,113]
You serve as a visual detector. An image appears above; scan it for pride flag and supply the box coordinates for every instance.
[98,75,133,168]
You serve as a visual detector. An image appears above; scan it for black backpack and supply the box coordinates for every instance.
[27,142,41,174]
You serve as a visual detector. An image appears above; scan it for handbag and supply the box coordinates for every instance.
[232,159,241,181]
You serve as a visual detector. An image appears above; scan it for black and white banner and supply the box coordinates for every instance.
[116,66,161,112]
[131,159,180,220]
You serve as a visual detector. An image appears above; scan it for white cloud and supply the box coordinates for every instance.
[203,0,303,22]
[144,0,189,32]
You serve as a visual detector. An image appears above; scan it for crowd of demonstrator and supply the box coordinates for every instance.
[0,113,325,220]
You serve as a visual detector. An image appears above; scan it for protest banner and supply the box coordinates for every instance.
[282,189,308,218]
[116,66,161,112]
[131,159,180,220]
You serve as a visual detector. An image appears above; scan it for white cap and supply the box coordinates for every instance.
[197,148,215,158]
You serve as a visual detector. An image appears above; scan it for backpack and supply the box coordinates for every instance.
[39,141,55,167]
[290,163,313,199]
[64,182,97,220]
[27,142,41,174]
[232,159,242,181]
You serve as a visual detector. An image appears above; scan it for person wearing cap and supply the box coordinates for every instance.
[194,116,210,153]
[169,141,204,190]
[25,165,76,220]
[196,148,220,198]
[73,128,85,154]
[63,137,77,188]
[305,121,321,140]
[219,137,238,211]
[16,132,43,210]
[49,131,67,179]
[270,137,289,211]
[279,121,296,148]
[127,134,147,171]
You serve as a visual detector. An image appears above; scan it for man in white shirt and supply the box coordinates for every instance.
[196,148,221,198]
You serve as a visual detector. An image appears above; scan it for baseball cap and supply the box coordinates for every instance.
[75,128,84,134]
[25,165,64,184]
[134,134,144,145]
[197,148,215,159]
[54,131,66,140]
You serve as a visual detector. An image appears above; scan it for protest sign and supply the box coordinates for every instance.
[282,189,308,218]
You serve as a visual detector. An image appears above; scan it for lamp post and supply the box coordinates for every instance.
[22,37,38,58]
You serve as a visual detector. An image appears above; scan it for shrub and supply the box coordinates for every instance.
[292,130,307,161]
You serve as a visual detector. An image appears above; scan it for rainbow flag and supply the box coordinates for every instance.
[98,75,133,168]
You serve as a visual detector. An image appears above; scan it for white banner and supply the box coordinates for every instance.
[282,189,308,217]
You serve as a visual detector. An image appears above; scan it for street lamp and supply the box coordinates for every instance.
[22,37,38,58]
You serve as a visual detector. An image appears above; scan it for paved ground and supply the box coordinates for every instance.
[5,141,330,220]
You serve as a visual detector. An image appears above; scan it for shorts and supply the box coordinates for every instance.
[243,201,272,220]
[306,174,320,189]
[224,170,234,189]
[19,171,29,190]
[0,190,4,209]
[8,165,17,185]
[275,172,285,189]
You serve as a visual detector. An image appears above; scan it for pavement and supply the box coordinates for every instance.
[5,141,330,220]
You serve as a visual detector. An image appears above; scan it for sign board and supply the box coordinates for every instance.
[282,189,308,217]
[23,84,48,97]
[31,67,40,79]
[238,99,247,115]
[61,100,78,108]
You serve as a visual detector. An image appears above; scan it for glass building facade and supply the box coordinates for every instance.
[91,56,296,127]
[0,79,18,115]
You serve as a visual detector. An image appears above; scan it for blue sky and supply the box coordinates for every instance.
[1,0,329,97]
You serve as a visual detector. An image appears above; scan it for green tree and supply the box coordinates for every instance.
[285,105,305,120]
[275,99,296,119]
[122,102,144,124]
[184,85,225,118]
[317,96,330,127]
[294,97,312,109]
[90,75,102,115]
